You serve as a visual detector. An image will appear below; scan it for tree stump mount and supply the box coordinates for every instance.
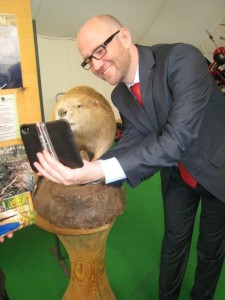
[33,177,126,300]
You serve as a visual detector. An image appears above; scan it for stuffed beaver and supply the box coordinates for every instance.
[33,86,125,229]
[51,85,116,161]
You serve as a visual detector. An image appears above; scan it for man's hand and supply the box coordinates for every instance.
[0,232,13,243]
[34,150,105,185]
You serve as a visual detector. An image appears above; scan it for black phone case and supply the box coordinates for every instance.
[20,119,83,172]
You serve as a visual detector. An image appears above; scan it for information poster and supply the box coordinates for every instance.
[0,94,20,141]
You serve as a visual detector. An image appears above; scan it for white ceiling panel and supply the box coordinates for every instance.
[30,0,225,47]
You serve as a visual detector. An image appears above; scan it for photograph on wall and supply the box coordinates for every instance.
[0,14,23,90]
[0,144,35,236]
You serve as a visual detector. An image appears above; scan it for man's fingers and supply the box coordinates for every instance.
[0,232,13,243]
[35,152,73,183]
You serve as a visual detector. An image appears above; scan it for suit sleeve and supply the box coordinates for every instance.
[108,44,213,187]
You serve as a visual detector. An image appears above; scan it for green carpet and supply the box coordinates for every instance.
[0,173,224,299]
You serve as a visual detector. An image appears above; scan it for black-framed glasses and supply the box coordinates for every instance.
[81,30,120,70]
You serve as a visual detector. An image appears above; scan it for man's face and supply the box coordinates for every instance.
[77,27,131,85]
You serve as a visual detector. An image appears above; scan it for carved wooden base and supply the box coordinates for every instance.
[33,179,125,299]
[35,215,116,300]
[59,227,115,300]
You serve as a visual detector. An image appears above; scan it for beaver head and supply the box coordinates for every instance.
[51,86,116,161]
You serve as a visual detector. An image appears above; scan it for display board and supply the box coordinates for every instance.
[0,0,42,147]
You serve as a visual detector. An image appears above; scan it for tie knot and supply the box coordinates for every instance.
[130,83,143,106]
[130,83,140,96]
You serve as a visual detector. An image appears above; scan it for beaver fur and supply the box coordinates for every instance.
[51,85,116,161]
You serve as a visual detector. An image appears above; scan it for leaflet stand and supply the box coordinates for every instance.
[51,235,70,277]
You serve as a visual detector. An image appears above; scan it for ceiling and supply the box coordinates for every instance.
[31,0,225,49]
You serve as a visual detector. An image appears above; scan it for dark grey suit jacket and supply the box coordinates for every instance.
[103,43,225,203]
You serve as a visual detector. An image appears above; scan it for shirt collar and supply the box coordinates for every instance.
[127,66,140,88]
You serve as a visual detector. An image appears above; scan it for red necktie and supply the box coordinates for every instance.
[177,162,197,188]
[130,83,144,106]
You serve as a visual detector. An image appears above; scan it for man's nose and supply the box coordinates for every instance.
[91,59,104,71]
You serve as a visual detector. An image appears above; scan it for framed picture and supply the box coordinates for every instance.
[0,14,23,89]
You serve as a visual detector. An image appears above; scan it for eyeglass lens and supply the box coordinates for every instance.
[81,30,120,70]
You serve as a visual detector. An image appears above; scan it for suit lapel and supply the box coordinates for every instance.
[114,85,154,135]
[112,46,159,134]
[139,46,159,129]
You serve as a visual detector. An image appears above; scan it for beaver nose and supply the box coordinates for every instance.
[58,108,67,118]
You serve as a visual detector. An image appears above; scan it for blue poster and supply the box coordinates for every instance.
[0,14,23,89]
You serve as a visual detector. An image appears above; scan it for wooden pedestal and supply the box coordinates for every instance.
[33,179,126,300]
[36,215,115,300]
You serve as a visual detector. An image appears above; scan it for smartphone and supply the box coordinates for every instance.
[20,119,83,172]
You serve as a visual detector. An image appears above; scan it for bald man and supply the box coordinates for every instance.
[35,15,225,300]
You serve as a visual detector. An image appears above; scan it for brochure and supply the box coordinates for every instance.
[0,145,35,236]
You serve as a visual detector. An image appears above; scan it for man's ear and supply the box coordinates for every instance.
[118,27,132,48]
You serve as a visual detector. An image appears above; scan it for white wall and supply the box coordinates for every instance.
[37,36,118,121]
[37,14,225,121]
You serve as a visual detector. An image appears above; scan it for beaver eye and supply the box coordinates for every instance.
[58,109,67,118]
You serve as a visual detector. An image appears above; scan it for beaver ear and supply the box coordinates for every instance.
[92,100,98,107]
